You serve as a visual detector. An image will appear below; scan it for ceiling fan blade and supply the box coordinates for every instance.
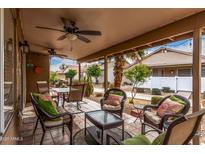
[56,53,68,57]
[77,30,102,36]
[77,35,91,43]
[57,33,68,41]
[36,26,65,32]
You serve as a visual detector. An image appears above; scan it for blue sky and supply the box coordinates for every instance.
[50,57,76,71]
[50,36,205,71]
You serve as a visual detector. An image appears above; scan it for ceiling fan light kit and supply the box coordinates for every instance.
[66,33,78,40]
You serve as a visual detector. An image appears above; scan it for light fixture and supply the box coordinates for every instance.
[6,38,13,52]
[19,40,30,53]
[66,33,78,40]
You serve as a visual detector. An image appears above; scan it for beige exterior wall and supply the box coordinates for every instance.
[26,52,49,102]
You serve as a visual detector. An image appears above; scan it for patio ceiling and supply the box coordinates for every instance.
[20,8,204,60]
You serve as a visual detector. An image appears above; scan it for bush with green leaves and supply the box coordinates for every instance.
[65,69,77,85]
[86,64,102,84]
[124,64,151,103]
[49,72,58,85]
[151,96,163,105]
[162,87,171,93]
[152,88,162,95]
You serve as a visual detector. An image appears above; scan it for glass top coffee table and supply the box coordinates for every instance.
[84,110,124,145]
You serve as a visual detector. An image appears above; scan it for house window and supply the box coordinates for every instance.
[152,69,158,76]
[202,68,205,77]
[178,68,191,77]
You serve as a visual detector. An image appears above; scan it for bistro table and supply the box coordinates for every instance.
[130,104,145,123]
[52,88,70,107]
[84,110,124,145]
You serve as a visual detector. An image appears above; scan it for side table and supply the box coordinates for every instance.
[130,104,145,123]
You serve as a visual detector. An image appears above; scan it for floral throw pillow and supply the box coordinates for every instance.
[157,98,185,117]
[107,94,123,102]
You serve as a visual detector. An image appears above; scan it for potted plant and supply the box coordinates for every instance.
[124,64,151,104]
[65,69,77,85]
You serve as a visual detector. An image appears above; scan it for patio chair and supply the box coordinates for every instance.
[106,109,205,145]
[141,94,190,134]
[36,81,58,99]
[30,93,73,145]
[100,88,127,118]
[66,84,85,111]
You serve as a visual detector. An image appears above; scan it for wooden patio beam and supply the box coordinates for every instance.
[104,56,108,92]
[192,28,202,145]
[78,63,81,82]
[78,11,205,63]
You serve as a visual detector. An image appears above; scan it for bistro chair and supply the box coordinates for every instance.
[66,84,85,111]
[100,88,127,118]
[106,109,205,145]
[141,95,190,134]
[30,93,73,145]
[36,81,58,99]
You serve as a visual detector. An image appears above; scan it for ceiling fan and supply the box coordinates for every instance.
[36,17,102,43]
[30,42,68,58]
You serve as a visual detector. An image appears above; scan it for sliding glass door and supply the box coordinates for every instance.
[3,9,15,130]
[0,8,15,134]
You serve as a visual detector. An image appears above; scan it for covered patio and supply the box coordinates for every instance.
[1,8,205,145]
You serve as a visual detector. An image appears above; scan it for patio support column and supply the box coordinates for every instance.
[192,27,202,145]
[78,63,81,82]
[104,56,108,92]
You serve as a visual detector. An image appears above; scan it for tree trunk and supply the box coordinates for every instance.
[114,54,124,88]
[69,77,73,86]
[95,77,99,84]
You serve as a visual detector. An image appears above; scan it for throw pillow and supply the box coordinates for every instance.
[104,100,120,106]
[37,98,60,121]
[157,98,185,117]
[39,93,57,108]
[122,135,151,145]
[107,94,123,102]
[170,95,186,105]
[152,132,166,145]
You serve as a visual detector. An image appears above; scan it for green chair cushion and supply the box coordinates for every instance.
[170,95,186,106]
[32,93,60,121]
[152,132,166,145]
[122,132,166,145]
[122,135,152,145]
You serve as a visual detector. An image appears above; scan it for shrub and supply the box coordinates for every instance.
[124,64,151,103]
[136,88,145,93]
[151,96,163,105]
[162,87,171,93]
[86,64,102,84]
[65,69,77,79]
[152,88,161,95]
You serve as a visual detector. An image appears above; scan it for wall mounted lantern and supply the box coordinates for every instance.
[19,40,30,53]
[6,38,13,52]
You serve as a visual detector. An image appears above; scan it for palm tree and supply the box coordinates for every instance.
[113,50,145,88]
[125,49,145,64]
[114,54,125,88]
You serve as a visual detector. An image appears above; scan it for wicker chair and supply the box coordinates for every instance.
[100,88,127,118]
[30,93,73,145]
[36,81,58,99]
[141,95,190,134]
[106,109,205,145]
[66,84,85,111]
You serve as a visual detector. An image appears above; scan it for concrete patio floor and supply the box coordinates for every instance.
[19,98,158,145]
